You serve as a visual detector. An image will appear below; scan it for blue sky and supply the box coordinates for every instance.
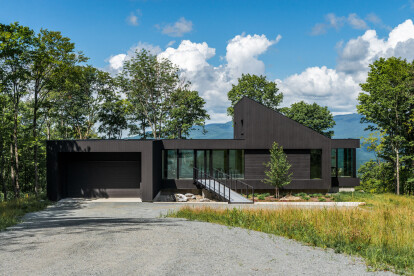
[1,0,414,122]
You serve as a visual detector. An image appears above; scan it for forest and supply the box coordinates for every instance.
[0,23,209,200]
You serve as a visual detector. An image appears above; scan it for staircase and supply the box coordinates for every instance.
[193,168,254,204]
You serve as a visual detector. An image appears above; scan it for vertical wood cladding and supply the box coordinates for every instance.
[47,140,158,202]
[245,149,311,180]
[244,149,269,179]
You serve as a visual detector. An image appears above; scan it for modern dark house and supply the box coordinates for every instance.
[47,97,360,202]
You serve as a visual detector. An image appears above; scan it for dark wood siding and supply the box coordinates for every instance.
[245,149,269,180]
[245,149,311,180]
[286,150,310,179]
[47,140,158,202]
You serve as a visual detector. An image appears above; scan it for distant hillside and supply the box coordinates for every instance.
[188,121,233,139]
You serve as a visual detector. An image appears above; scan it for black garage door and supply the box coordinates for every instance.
[65,153,141,198]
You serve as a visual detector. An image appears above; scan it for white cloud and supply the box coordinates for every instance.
[337,19,414,81]
[225,34,281,77]
[126,10,140,26]
[347,13,368,30]
[281,19,414,114]
[278,67,359,113]
[158,40,215,71]
[155,34,279,122]
[311,13,369,35]
[106,42,161,74]
[105,20,414,121]
[160,17,193,37]
[365,13,381,24]
[108,54,126,70]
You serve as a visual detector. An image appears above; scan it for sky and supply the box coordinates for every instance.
[1,0,414,123]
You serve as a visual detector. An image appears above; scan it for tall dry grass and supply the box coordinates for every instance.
[168,193,414,274]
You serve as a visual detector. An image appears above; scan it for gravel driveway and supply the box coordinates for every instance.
[0,200,394,276]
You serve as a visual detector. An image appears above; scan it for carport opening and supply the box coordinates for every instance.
[60,152,142,198]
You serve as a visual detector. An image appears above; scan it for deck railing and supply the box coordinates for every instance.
[193,167,254,204]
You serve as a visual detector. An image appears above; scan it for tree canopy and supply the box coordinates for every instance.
[119,49,209,139]
[227,74,283,117]
[358,57,414,195]
[281,101,336,138]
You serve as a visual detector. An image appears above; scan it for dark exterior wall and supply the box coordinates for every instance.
[332,139,360,148]
[161,139,245,149]
[151,141,163,199]
[47,140,159,202]
[244,149,269,180]
[233,97,332,190]
[233,97,331,149]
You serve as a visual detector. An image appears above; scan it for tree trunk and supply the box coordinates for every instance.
[12,103,20,198]
[0,142,6,201]
[396,149,400,195]
[33,87,39,196]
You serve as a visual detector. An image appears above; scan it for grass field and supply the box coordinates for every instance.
[168,192,414,274]
[0,196,50,231]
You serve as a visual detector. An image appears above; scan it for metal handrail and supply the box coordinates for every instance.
[193,167,254,204]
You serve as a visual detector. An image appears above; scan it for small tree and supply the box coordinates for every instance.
[263,142,292,198]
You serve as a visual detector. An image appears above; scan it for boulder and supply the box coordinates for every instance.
[185,193,194,198]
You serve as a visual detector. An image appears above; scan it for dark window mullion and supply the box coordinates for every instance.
[176,149,179,179]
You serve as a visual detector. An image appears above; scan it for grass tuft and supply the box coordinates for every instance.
[167,193,414,274]
[0,196,50,231]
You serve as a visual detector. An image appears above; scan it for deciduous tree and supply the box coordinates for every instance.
[0,22,34,198]
[166,89,210,139]
[263,142,292,198]
[281,101,336,138]
[227,74,283,117]
[358,57,412,194]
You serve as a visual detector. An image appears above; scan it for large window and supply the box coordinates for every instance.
[212,150,227,174]
[166,150,177,179]
[196,150,211,175]
[331,148,354,177]
[162,149,244,179]
[229,149,244,178]
[310,149,322,179]
[178,150,194,179]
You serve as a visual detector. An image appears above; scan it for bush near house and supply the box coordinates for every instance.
[168,193,414,274]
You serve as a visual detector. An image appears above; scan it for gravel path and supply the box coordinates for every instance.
[0,200,395,276]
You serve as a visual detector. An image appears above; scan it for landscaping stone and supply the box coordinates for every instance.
[175,194,188,202]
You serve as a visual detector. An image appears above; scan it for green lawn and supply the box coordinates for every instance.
[0,196,51,231]
[167,192,414,275]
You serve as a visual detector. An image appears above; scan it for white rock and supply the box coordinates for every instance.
[200,198,210,202]
[175,194,188,202]
[185,193,194,197]
[191,195,196,199]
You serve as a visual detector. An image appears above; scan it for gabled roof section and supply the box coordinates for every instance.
[237,96,331,138]
[233,97,331,149]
